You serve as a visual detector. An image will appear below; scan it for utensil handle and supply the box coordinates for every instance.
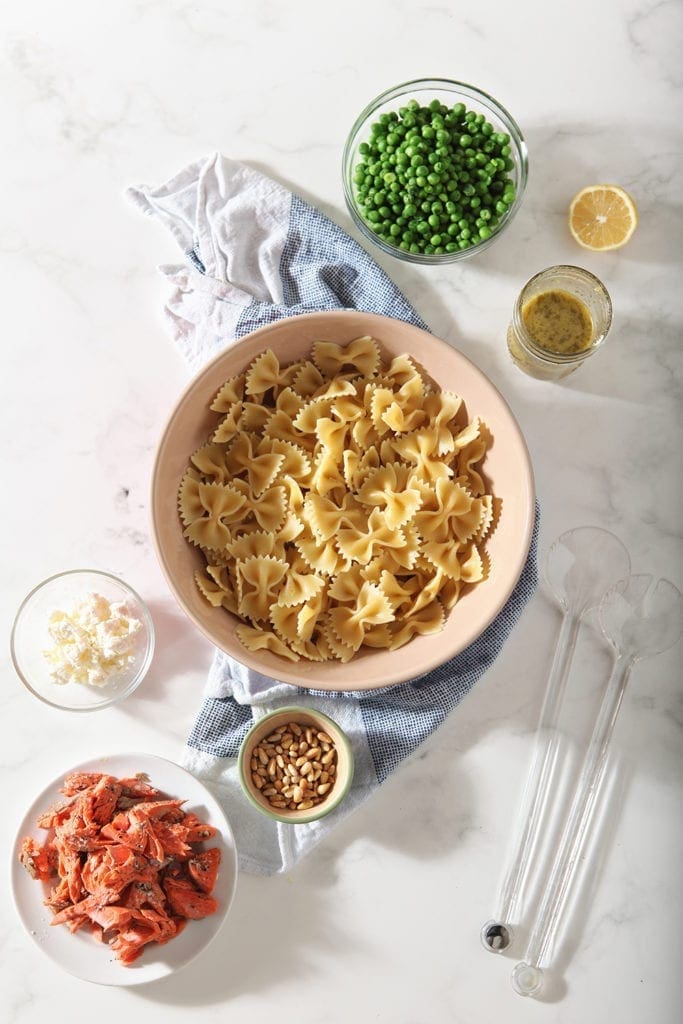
[497,612,581,926]
[515,653,632,988]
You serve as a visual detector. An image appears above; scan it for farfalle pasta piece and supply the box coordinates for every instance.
[265,407,314,451]
[240,401,272,431]
[245,349,289,396]
[413,478,473,543]
[392,427,453,483]
[458,544,486,583]
[421,540,468,580]
[225,432,285,497]
[231,479,287,533]
[388,600,445,650]
[213,402,244,444]
[376,374,426,434]
[382,353,421,387]
[210,374,245,412]
[291,360,325,397]
[310,447,346,497]
[295,526,347,576]
[190,443,230,483]
[236,555,288,622]
[236,624,299,662]
[423,391,463,455]
[328,582,394,651]
[178,469,204,527]
[303,492,366,543]
[227,531,276,561]
[263,438,311,483]
[336,508,406,566]
[194,566,239,614]
[297,589,327,642]
[455,437,488,497]
[356,463,422,529]
[277,569,325,608]
[321,620,357,662]
[183,482,247,551]
[312,336,380,378]
[179,336,495,662]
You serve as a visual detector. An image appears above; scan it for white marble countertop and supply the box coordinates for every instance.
[2,1,681,1021]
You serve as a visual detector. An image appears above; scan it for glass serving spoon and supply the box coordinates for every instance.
[511,574,683,996]
[481,527,630,954]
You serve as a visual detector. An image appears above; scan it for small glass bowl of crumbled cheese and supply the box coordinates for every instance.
[11,570,155,711]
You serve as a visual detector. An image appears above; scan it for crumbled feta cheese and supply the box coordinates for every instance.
[43,592,143,687]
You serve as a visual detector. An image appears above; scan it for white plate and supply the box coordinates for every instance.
[10,753,238,986]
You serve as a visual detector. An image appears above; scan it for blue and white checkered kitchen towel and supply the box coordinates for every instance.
[128,153,538,875]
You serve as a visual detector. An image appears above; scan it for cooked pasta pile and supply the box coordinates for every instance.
[178,336,495,662]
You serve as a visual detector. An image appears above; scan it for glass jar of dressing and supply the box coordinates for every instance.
[507,265,612,381]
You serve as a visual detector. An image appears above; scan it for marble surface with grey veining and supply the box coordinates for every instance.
[1,1,681,1021]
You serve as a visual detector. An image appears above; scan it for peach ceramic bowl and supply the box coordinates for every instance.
[151,310,535,691]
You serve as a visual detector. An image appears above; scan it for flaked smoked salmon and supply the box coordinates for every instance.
[19,771,221,966]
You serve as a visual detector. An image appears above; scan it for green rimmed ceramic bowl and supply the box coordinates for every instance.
[237,706,355,824]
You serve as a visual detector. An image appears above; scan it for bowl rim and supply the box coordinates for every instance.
[237,706,355,824]
[10,568,156,712]
[151,309,536,690]
[342,76,529,264]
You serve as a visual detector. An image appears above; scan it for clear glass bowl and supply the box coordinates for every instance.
[343,78,528,264]
[10,570,155,712]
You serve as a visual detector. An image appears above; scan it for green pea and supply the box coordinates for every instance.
[354,94,517,255]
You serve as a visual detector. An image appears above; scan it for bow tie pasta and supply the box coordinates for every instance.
[178,336,496,662]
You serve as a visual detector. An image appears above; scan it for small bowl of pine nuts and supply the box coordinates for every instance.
[237,706,355,824]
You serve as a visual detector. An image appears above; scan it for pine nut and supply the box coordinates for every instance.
[292,786,303,802]
[289,722,302,736]
[305,728,315,745]
[252,772,264,789]
[301,761,312,775]
[307,746,321,761]
[317,731,332,744]
[321,750,335,765]
[267,758,276,777]
[276,754,285,769]
[299,800,314,810]
[298,740,308,754]
[281,733,293,748]
[257,747,268,766]
[317,783,331,795]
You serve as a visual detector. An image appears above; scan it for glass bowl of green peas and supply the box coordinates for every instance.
[342,78,528,263]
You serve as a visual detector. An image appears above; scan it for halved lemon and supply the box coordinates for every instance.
[568,184,638,251]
